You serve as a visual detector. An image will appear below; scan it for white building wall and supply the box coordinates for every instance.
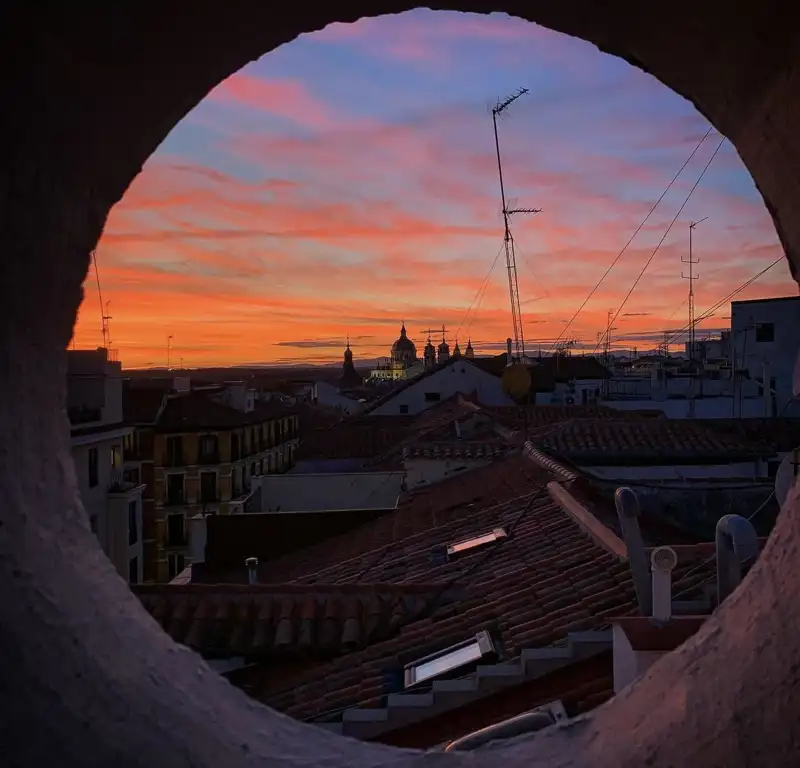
[313,381,364,416]
[369,361,513,416]
[605,397,767,419]
[732,296,800,417]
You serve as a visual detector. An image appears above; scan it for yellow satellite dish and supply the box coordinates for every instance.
[502,363,532,399]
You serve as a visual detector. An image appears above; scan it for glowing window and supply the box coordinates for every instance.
[446,527,507,558]
[404,630,494,688]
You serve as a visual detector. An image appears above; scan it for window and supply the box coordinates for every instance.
[424,392,442,402]
[128,500,138,545]
[165,436,183,466]
[446,528,508,559]
[89,514,99,536]
[166,473,184,505]
[404,630,495,688]
[168,553,186,581]
[198,434,218,464]
[231,432,241,461]
[200,471,217,503]
[166,513,185,547]
[128,556,139,585]
[87,447,98,488]
[399,405,409,414]
[110,444,122,470]
[755,322,775,343]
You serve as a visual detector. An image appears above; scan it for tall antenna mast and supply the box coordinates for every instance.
[91,250,109,349]
[682,218,706,362]
[683,217,706,416]
[491,87,541,364]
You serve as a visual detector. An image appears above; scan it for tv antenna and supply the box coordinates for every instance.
[492,87,541,364]
[91,250,110,349]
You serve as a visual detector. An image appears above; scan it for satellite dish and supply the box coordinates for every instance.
[774,446,800,510]
[502,363,532,399]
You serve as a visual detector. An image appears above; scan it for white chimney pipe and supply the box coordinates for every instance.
[245,557,258,585]
[650,547,678,622]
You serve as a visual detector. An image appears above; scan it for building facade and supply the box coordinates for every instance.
[151,388,300,581]
[69,348,145,584]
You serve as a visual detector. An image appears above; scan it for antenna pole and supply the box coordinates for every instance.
[682,217,706,414]
[491,88,541,364]
[167,335,173,371]
[91,250,108,349]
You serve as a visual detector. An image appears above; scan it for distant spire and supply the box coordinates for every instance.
[346,334,350,350]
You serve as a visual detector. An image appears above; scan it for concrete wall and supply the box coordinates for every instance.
[254,471,404,512]
[314,381,364,415]
[732,297,800,416]
[369,361,513,416]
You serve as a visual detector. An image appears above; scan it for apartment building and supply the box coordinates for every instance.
[148,384,300,582]
[68,348,145,583]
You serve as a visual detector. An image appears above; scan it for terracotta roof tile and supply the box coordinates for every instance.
[695,417,800,453]
[537,418,770,464]
[177,435,744,728]
[134,583,445,658]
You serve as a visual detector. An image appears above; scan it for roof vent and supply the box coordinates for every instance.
[245,557,259,585]
[650,546,677,622]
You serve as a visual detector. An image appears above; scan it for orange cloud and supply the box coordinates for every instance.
[71,39,795,368]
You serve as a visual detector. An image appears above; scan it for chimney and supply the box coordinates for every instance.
[716,514,760,605]
[245,557,259,585]
[650,547,678,622]
[762,361,773,417]
[614,487,652,616]
[506,337,513,365]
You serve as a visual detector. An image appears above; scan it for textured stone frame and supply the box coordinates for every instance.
[2,2,800,766]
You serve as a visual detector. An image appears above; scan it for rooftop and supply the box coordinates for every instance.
[535,418,772,465]
[154,444,730,739]
[154,391,298,433]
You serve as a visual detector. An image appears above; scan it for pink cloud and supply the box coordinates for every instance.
[206,73,339,129]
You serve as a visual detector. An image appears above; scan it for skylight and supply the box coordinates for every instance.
[446,527,508,558]
[404,630,495,688]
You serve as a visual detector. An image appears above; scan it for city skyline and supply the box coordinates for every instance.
[72,10,795,368]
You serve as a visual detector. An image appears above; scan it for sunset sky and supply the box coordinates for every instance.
[72,10,795,369]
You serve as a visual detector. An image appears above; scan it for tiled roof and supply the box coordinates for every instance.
[134,583,445,658]
[402,441,508,460]
[193,507,399,577]
[296,421,410,461]
[200,458,642,724]
[484,404,662,431]
[164,443,740,738]
[155,391,297,433]
[295,396,490,465]
[695,418,800,453]
[536,418,771,465]
[122,386,167,425]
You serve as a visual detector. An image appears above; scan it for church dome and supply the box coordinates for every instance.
[391,322,417,365]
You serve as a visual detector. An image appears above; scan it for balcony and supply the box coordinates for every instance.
[165,492,186,506]
[196,452,220,466]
